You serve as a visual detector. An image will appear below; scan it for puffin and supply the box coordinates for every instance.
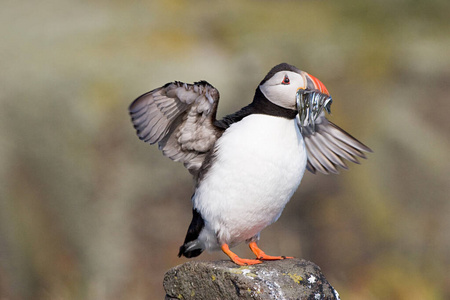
[129,63,371,266]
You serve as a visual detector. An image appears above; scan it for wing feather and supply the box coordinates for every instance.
[302,113,372,174]
[320,131,360,164]
[306,136,339,174]
[305,142,330,174]
[129,81,222,176]
[312,133,348,169]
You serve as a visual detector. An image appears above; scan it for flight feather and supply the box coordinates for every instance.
[129,81,222,175]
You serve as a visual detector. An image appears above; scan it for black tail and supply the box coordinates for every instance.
[178,208,205,258]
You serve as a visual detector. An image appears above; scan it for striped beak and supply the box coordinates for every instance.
[296,73,332,134]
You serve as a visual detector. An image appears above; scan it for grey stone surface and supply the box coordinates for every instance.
[163,259,340,300]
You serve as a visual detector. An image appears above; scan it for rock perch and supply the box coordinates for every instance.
[163,259,340,300]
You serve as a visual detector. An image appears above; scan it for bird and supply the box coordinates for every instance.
[128,63,371,266]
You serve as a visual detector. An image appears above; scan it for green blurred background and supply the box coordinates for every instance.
[1,0,449,299]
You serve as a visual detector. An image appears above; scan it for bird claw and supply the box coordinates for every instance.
[257,255,294,261]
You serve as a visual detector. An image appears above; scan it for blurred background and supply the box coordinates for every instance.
[1,0,449,299]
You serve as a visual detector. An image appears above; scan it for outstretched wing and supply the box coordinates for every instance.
[129,81,222,175]
[301,113,372,174]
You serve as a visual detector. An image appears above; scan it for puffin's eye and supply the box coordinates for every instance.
[281,75,290,85]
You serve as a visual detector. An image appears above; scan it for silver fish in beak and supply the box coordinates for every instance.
[296,89,332,134]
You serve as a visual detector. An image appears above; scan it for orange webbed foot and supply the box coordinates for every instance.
[257,254,294,261]
[221,244,262,266]
[249,241,293,261]
[230,256,263,266]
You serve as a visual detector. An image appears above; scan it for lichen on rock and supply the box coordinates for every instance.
[164,259,340,300]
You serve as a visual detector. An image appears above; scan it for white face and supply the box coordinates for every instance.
[259,71,307,110]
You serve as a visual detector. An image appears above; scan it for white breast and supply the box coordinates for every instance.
[193,114,307,250]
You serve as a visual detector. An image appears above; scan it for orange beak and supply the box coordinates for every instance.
[306,73,329,95]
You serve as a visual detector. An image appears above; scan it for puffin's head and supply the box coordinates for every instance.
[259,63,332,133]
